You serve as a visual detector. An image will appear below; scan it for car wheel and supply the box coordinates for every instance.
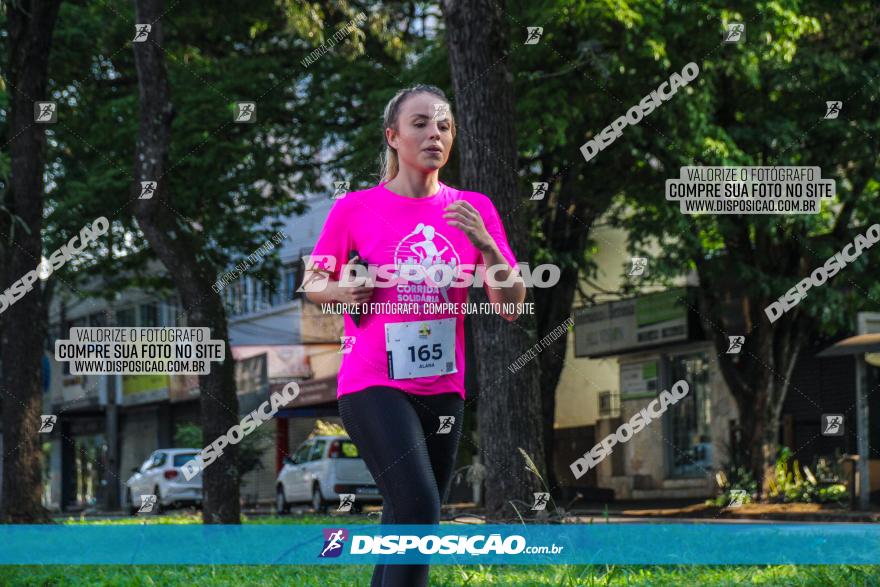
[276,486,290,515]
[153,485,164,515]
[312,485,327,514]
[127,489,138,515]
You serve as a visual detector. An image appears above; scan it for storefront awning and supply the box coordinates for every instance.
[269,375,337,409]
[232,345,311,379]
[816,334,880,357]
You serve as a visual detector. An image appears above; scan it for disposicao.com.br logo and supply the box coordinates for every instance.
[318,528,563,557]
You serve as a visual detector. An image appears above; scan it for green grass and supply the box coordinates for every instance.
[1,562,878,586]
[0,513,877,586]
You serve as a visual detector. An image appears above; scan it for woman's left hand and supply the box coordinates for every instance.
[443,201,495,252]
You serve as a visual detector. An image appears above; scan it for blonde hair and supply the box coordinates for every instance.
[378,84,456,184]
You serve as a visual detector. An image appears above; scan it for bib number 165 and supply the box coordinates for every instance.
[409,343,443,362]
[385,318,456,379]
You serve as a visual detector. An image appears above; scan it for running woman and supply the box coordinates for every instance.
[304,84,525,587]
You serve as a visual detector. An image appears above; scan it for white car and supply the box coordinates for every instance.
[125,448,203,514]
[276,435,382,514]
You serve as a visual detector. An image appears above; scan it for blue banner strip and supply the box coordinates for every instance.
[0,523,877,565]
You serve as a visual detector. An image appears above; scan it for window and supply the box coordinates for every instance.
[140,303,159,327]
[228,281,246,316]
[162,301,183,327]
[598,390,620,418]
[253,277,273,312]
[339,440,360,459]
[173,453,199,467]
[142,452,166,471]
[666,352,712,477]
[253,279,263,312]
[309,440,327,461]
[116,307,136,327]
[293,442,312,464]
[88,312,108,327]
[281,263,300,302]
[62,317,88,375]
[244,278,254,314]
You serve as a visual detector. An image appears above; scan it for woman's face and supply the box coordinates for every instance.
[386,92,454,174]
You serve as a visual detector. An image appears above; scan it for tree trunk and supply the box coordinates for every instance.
[0,0,63,524]
[132,0,240,524]
[534,265,577,497]
[695,259,808,498]
[442,0,546,518]
[533,172,596,498]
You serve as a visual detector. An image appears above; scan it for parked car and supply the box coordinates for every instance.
[125,448,203,514]
[276,435,382,514]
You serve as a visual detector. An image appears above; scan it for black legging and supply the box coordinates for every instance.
[338,386,464,587]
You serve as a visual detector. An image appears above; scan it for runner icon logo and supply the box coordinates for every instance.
[727,336,744,354]
[133,24,151,42]
[39,415,57,433]
[35,102,57,123]
[525,27,543,44]
[337,494,355,512]
[138,495,157,513]
[339,336,356,354]
[728,489,748,508]
[530,182,548,200]
[332,181,350,199]
[432,103,450,121]
[437,416,455,434]
[234,102,256,123]
[824,101,842,120]
[298,255,337,292]
[724,23,745,43]
[531,492,550,510]
[319,528,348,558]
[821,414,844,436]
[139,181,156,199]
[629,257,647,276]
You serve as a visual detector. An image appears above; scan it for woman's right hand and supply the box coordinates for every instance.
[333,254,375,304]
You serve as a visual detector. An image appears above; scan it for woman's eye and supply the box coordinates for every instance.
[414,122,450,130]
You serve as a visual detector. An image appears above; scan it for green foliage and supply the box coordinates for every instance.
[767,447,847,504]
[237,425,275,483]
[606,0,880,335]
[173,421,272,484]
[707,464,757,507]
[307,419,346,438]
[710,448,847,506]
[3,561,880,586]
[174,423,202,448]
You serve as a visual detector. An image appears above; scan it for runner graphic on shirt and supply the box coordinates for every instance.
[395,223,460,303]
[409,224,449,264]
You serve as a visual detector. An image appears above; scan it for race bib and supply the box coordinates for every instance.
[385,318,457,380]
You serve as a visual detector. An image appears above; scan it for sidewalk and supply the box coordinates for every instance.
[50,500,880,524]
[567,502,880,523]
[442,500,880,523]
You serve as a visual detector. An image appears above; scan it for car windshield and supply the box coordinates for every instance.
[339,440,360,458]
[173,453,199,467]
